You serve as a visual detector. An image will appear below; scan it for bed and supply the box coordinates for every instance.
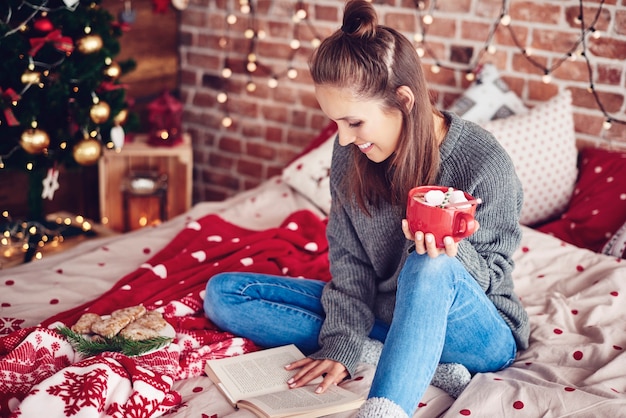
[2,67,626,417]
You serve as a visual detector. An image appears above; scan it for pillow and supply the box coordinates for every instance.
[447,63,529,125]
[482,90,578,226]
[282,124,337,214]
[538,147,626,253]
[603,221,626,259]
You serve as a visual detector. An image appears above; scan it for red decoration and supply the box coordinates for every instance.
[34,17,54,33]
[152,0,170,13]
[147,90,183,147]
[29,29,74,56]
[1,87,21,126]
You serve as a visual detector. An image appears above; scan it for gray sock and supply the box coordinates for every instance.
[430,362,472,398]
[356,397,409,418]
[359,338,384,366]
[358,339,471,398]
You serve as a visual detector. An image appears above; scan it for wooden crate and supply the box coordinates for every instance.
[98,134,192,232]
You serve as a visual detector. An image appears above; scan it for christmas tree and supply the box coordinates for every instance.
[0,0,136,218]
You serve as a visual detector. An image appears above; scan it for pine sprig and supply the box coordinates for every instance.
[56,326,172,357]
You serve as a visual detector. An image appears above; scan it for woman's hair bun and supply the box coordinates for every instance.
[341,0,377,38]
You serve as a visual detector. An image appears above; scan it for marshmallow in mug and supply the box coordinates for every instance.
[422,187,469,208]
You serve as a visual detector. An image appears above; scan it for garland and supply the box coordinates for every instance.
[56,326,172,357]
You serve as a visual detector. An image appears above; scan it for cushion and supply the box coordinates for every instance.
[447,63,529,125]
[603,221,626,259]
[281,124,337,214]
[538,147,626,253]
[482,90,578,226]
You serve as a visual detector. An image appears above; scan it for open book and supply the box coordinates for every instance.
[204,344,364,418]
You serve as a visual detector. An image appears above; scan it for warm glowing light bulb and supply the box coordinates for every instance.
[247,61,257,72]
[311,38,321,48]
[246,81,256,92]
[222,67,233,78]
[290,39,301,50]
[268,77,278,88]
[487,44,496,54]
[226,14,237,24]
[244,29,255,39]
[287,68,298,79]
[500,14,511,26]
[222,116,233,127]
[422,15,433,25]
[602,120,612,130]
[465,72,475,81]
[217,92,228,103]
[430,64,440,74]
[416,47,425,57]
[413,33,423,43]
[542,73,552,84]
[296,9,307,20]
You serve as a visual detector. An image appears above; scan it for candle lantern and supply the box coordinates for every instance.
[122,171,168,231]
[147,90,183,147]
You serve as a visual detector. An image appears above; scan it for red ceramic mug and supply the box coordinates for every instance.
[406,185,480,248]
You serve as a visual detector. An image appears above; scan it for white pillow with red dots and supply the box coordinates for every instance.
[538,147,626,255]
[447,63,529,124]
[482,90,578,226]
[281,123,337,214]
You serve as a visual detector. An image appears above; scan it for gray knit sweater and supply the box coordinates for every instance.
[311,111,530,377]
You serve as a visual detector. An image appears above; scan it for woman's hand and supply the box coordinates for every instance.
[284,357,348,394]
[402,219,465,258]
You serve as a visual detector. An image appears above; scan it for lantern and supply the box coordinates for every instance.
[122,171,168,231]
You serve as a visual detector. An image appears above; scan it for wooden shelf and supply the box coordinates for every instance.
[98,133,192,232]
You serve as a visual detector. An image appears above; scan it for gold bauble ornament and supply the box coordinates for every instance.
[20,128,50,154]
[113,108,128,125]
[77,34,103,54]
[90,101,111,124]
[73,138,102,166]
[103,61,121,79]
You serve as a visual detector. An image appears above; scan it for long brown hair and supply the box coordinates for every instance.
[309,0,441,212]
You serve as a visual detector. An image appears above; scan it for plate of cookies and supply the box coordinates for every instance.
[57,305,175,357]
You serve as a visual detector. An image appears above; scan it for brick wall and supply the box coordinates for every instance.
[179,0,626,202]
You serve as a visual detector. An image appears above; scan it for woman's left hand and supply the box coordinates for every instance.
[402,219,460,258]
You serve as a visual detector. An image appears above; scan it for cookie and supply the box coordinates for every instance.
[90,315,132,338]
[71,313,101,334]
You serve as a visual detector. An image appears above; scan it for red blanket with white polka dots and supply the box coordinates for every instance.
[0,210,330,418]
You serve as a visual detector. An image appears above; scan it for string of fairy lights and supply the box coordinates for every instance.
[214,0,625,131]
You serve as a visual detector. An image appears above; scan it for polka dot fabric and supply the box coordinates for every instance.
[448,226,626,417]
[482,90,579,226]
[538,147,626,254]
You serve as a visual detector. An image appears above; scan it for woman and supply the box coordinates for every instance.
[204,1,529,416]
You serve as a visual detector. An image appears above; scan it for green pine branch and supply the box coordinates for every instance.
[56,326,172,357]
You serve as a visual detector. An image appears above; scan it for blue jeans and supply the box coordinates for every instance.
[204,252,517,415]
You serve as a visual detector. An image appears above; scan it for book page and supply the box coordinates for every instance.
[205,344,308,402]
[238,384,364,418]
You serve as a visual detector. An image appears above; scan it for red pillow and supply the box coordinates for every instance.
[537,147,626,253]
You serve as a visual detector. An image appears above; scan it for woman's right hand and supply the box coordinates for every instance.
[402,219,460,258]
[285,357,348,394]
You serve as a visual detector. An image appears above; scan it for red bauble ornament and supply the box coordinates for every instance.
[34,17,54,33]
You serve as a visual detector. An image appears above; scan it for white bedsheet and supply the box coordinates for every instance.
[2,176,625,417]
